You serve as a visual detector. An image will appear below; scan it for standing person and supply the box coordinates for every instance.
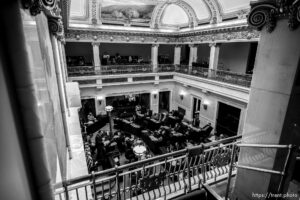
[102,52,110,65]
[116,53,121,64]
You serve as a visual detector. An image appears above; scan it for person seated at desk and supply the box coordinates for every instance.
[149,134,163,143]
[113,131,125,152]
[87,112,97,124]
[145,109,152,117]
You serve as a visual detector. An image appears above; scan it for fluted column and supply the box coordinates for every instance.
[151,44,159,72]
[174,44,182,65]
[188,44,198,67]
[208,42,220,77]
[92,42,101,72]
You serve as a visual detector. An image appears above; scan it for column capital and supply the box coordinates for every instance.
[209,42,221,47]
[91,42,100,47]
[189,44,197,48]
[152,44,159,48]
[248,0,300,33]
[175,44,183,48]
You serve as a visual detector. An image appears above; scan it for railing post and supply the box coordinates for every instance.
[115,166,121,200]
[225,143,237,200]
[153,64,157,73]
[186,148,192,193]
[92,172,97,200]
[63,181,69,200]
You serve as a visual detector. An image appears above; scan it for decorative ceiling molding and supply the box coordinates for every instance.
[248,0,300,33]
[150,2,168,29]
[173,0,198,27]
[90,0,98,24]
[203,0,222,24]
[65,26,259,44]
[60,0,70,29]
[150,0,198,29]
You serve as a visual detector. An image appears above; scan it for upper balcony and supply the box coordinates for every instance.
[67,64,252,88]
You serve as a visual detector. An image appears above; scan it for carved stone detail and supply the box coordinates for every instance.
[91,0,97,24]
[48,17,65,40]
[248,0,300,32]
[65,27,260,44]
[21,0,65,39]
[22,0,57,16]
[203,0,222,24]
[91,42,100,46]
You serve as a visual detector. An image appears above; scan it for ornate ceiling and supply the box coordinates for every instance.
[68,0,251,30]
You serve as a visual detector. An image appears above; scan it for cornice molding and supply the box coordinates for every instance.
[248,0,300,33]
[65,26,260,44]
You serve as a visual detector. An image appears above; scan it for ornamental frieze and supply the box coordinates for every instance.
[65,26,259,44]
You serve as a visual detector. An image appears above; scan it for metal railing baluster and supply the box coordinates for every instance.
[186,149,192,192]
[76,188,79,200]
[63,181,69,200]
[84,186,88,200]
[92,172,97,200]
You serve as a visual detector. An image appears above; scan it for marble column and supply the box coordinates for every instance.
[234,19,300,199]
[58,40,70,115]
[188,44,198,67]
[174,44,182,65]
[208,42,220,77]
[92,42,101,72]
[151,44,159,72]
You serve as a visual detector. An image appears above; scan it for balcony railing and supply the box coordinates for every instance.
[68,66,95,76]
[67,65,252,88]
[101,65,153,75]
[209,69,252,88]
[54,136,241,200]
[190,66,209,78]
[157,64,176,72]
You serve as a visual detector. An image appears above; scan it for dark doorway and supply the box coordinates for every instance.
[216,102,241,137]
[106,93,150,116]
[159,91,170,113]
[80,98,96,122]
[192,97,201,127]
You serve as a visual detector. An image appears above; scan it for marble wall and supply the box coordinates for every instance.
[22,11,68,183]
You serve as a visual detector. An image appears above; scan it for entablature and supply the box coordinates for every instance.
[65,24,260,44]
